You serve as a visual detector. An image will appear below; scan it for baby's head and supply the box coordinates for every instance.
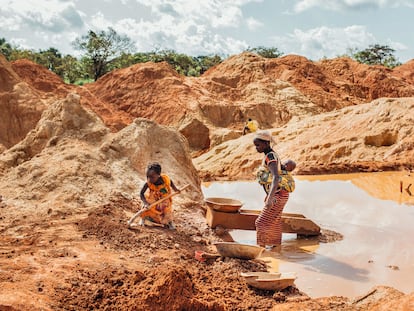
[283,160,296,172]
[146,162,162,183]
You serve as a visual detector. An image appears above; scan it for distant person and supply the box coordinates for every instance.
[139,162,180,229]
[253,130,290,251]
[243,118,259,135]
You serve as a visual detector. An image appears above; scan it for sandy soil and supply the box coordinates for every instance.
[2,194,412,310]
[0,195,309,310]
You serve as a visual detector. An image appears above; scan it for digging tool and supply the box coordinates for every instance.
[127,184,190,227]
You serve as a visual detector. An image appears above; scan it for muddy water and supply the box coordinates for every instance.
[202,172,414,298]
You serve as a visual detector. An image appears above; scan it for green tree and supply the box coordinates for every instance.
[196,55,222,74]
[350,44,401,68]
[0,38,13,59]
[144,50,222,76]
[72,27,134,80]
[246,46,283,58]
[58,55,85,84]
[107,52,137,71]
[34,47,63,75]
[8,48,36,62]
[157,49,198,75]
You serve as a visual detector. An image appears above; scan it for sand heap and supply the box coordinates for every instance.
[11,58,134,132]
[0,92,211,309]
[0,55,48,149]
[195,53,322,130]
[0,92,202,212]
[86,62,196,126]
[85,55,323,149]
[84,53,414,151]
[6,53,414,153]
[194,97,414,179]
[11,59,70,98]
[262,55,414,111]
[393,59,414,85]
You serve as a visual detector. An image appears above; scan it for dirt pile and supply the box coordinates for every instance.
[194,97,414,179]
[86,62,193,126]
[0,92,208,309]
[52,262,300,311]
[197,53,322,130]
[262,55,414,111]
[0,92,202,212]
[6,54,414,153]
[82,53,414,151]
[11,58,134,132]
[393,59,414,84]
[50,197,305,310]
[11,59,70,97]
[205,53,414,112]
[83,55,323,150]
[0,54,21,92]
[0,55,48,149]
[318,58,414,103]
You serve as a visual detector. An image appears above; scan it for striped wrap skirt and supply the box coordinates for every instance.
[255,189,289,247]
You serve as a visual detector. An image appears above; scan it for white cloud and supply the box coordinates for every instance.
[0,15,22,31]
[133,0,252,28]
[0,0,84,32]
[110,15,248,55]
[385,39,408,51]
[1,0,410,62]
[68,0,257,55]
[273,25,380,60]
[89,11,113,30]
[246,17,263,30]
[293,0,414,12]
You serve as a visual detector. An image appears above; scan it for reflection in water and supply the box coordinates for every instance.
[202,172,414,298]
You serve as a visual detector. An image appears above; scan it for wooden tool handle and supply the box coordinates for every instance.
[146,184,190,209]
[127,184,190,226]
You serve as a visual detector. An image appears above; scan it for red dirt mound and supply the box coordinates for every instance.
[86,62,191,126]
[9,53,409,152]
[0,55,47,149]
[265,55,414,110]
[393,59,414,84]
[0,54,21,92]
[11,59,70,97]
[11,58,134,132]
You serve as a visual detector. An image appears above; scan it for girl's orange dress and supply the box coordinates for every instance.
[140,174,173,224]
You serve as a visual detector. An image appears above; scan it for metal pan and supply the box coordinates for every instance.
[205,197,243,213]
[213,242,264,259]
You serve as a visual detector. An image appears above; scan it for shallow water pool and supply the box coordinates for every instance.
[202,172,414,298]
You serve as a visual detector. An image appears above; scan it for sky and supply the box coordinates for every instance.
[1,0,413,63]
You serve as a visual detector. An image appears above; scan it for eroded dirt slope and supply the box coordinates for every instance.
[4,53,414,153]
[194,97,414,179]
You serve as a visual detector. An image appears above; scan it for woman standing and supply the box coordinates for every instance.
[253,130,289,250]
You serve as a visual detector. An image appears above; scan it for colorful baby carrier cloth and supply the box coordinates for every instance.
[256,151,295,193]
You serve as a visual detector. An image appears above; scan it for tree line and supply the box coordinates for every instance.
[0,28,401,84]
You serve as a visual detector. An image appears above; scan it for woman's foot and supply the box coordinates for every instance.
[265,245,281,252]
